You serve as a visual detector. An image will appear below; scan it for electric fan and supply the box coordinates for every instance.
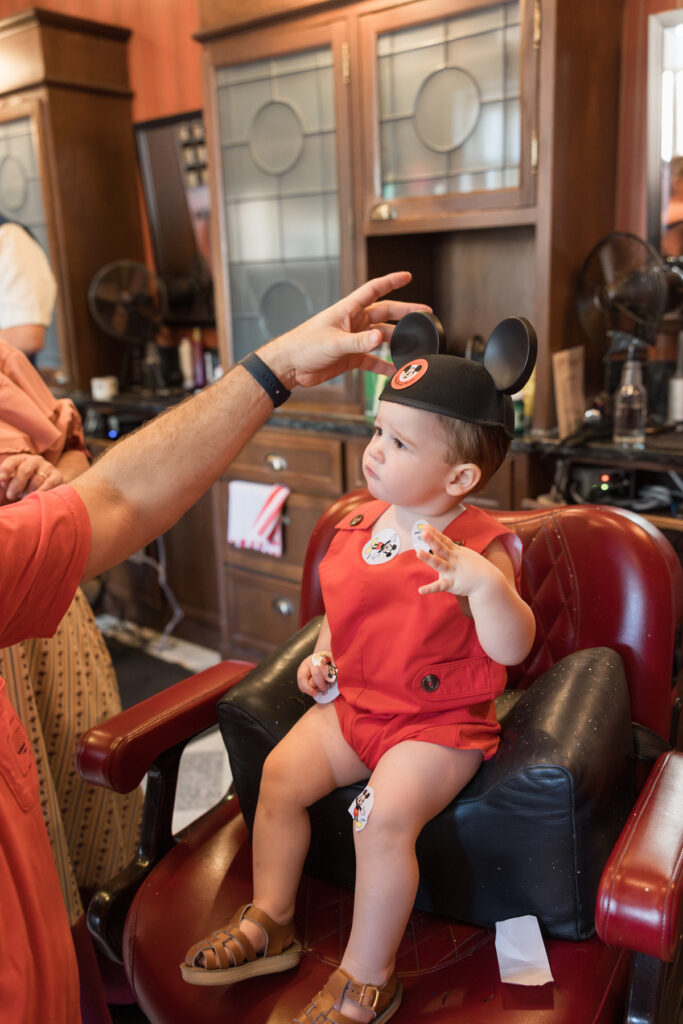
[88,260,168,392]
[576,231,683,413]
[576,232,672,353]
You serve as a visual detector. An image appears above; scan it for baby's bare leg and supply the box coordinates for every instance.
[242,702,367,948]
[339,742,482,1020]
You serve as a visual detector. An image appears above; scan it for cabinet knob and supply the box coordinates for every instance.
[265,453,288,472]
[369,201,397,221]
[272,597,295,617]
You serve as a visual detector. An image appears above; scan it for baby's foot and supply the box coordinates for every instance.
[182,903,300,984]
[293,967,402,1023]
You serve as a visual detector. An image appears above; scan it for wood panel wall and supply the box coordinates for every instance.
[0,0,203,122]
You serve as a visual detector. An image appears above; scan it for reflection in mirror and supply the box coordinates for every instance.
[648,10,683,257]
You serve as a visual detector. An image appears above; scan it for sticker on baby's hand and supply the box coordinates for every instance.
[348,786,374,831]
[312,651,339,704]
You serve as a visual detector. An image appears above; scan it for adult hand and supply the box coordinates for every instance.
[259,271,431,389]
[0,452,63,503]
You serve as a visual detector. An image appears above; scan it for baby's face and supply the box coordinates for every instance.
[363,401,458,514]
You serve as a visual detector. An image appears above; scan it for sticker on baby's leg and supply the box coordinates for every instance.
[312,650,339,704]
[348,786,375,831]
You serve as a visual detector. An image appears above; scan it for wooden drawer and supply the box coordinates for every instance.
[344,436,368,491]
[225,567,301,656]
[220,487,332,582]
[228,427,344,496]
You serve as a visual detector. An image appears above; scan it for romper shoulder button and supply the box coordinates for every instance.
[421,674,440,692]
[350,514,363,526]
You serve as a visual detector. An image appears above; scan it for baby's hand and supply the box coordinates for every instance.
[297,650,338,700]
[416,524,498,599]
[0,453,63,504]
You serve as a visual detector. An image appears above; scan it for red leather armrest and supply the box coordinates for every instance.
[596,750,683,961]
[74,659,254,794]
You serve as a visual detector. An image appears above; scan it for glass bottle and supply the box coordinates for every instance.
[613,355,647,449]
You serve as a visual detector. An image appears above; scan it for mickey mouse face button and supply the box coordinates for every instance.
[362,528,400,564]
[391,359,428,389]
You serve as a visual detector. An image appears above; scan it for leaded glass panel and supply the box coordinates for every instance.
[216,46,341,351]
[376,1,521,200]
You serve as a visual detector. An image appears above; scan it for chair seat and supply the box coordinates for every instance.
[123,796,631,1024]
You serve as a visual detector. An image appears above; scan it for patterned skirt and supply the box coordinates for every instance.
[0,588,144,925]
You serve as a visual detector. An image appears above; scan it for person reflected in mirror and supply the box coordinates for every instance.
[0,217,57,363]
[661,155,683,257]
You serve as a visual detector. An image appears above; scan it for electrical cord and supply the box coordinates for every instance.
[128,534,184,643]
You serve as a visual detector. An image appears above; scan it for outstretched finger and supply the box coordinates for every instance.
[418,578,448,596]
[354,351,394,376]
[366,299,432,325]
[344,271,414,310]
[422,524,460,554]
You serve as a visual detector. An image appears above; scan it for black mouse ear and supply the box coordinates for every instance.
[390,311,445,368]
[483,316,537,395]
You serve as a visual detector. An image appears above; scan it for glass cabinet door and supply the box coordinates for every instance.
[207,21,356,406]
[358,0,537,225]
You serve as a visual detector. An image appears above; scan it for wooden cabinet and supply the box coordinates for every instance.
[195,0,624,652]
[356,0,538,226]
[219,424,368,657]
[0,9,145,390]
[198,0,624,430]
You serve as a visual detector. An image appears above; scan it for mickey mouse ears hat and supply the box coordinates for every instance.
[380,311,537,438]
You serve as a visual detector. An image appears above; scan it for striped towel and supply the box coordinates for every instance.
[227,480,291,557]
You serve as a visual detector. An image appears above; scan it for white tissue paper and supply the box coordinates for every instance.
[494,915,554,986]
[227,480,291,557]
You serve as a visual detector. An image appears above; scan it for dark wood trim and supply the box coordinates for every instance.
[0,7,131,41]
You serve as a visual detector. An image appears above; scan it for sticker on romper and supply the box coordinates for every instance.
[411,519,433,553]
[311,651,339,704]
[349,786,375,831]
[362,528,400,565]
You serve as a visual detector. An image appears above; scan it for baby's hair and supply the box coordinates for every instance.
[437,415,510,493]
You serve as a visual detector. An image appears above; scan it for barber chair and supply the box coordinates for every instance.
[76,496,683,1024]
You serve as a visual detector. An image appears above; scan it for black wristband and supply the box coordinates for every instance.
[239,351,291,408]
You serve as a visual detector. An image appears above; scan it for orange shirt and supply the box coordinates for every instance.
[0,486,90,1023]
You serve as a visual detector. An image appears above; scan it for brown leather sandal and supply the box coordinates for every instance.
[293,967,403,1023]
[180,903,301,986]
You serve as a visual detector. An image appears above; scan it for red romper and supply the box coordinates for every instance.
[319,499,522,771]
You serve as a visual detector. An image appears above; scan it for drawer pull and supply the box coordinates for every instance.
[265,453,288,472]
[272,597,295,617]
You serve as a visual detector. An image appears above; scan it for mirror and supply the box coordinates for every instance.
[135,111,214,326]
[647,9,683,257]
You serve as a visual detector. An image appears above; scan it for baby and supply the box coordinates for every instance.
[183,312,537,1024]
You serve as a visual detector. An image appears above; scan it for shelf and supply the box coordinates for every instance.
[364,204,539,237]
